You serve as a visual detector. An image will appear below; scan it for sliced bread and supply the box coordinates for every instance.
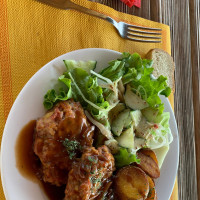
[146,49,175,93]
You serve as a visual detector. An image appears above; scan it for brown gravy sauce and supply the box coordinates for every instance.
[15,120,65,200]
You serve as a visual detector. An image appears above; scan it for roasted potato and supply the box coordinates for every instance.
[139,149,159,165]
[114,166,149,200]
[146,176,157,200]
[136,151,160,179]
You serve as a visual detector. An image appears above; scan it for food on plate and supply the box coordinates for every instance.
[146,175,157,200]
[65,146,115,200]
[17,49,175,199]
[146,48,175,93]
[114,166,149,200]
[33,100,95,186]
[136,150,160,179]
[139,148,159,165]
[153,145,169,168]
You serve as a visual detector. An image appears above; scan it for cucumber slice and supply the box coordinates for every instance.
[124,85,149,110]
[142,107,158,122]
[131,110,142,128]
[117,127,134,149]
[142,107,170,127]
[63,60,97,73]
[135,116,154,139]
[124,111,133,128]
[111,109,130,136]
[134,137,146,150]
[109,103,126,123]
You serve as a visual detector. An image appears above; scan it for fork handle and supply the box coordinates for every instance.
[67,1,118,28]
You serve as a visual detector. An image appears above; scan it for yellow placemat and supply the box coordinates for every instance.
[0,0,178,199]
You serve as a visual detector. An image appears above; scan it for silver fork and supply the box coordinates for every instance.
[36,0,162,43]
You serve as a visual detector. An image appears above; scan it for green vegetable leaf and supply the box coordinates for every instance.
[43,77,72,110]
[100,60,125,81]
[120,52,171,113]
[43,90,56,110]
[153,112,170,128]
[66,68,110,127]
[160,86,171,96]
[122,68,137,84]
[142,58,153,68]
[114,148,140,168]
[122,52,143,70]
[67,68,109,110]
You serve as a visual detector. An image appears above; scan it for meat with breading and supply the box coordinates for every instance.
[64,145,115,200]
[33,100,95,186]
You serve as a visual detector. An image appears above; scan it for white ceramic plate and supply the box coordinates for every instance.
[1,48,179,200]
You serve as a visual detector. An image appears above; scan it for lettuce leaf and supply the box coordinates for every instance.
[122,53,171,113]
[122,68,137,84]
[154,112,170,128]
[100,60,125,81]
[114,147,140,168]
[99,52,171,114]
[43,78,72,109]
[129,74,171,113]
[65,68,110,127]
[43,61,113,128]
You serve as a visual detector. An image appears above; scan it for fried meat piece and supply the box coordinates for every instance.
[64,146,115,200]
[33,100,94,186]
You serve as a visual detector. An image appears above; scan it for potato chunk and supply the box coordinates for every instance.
[115,166,149,200]
[146,176,157,200]
[136,151,160,179]
[139,149,159,165]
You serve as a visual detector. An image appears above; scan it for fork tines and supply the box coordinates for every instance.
[126,24,162,43]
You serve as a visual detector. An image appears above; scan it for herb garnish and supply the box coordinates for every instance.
[147,187,155,198]
[62,138,81,159]
[88,156,98,164]
[90,176,101,184]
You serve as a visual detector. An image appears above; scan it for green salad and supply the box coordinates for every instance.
[43,52,173,168]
